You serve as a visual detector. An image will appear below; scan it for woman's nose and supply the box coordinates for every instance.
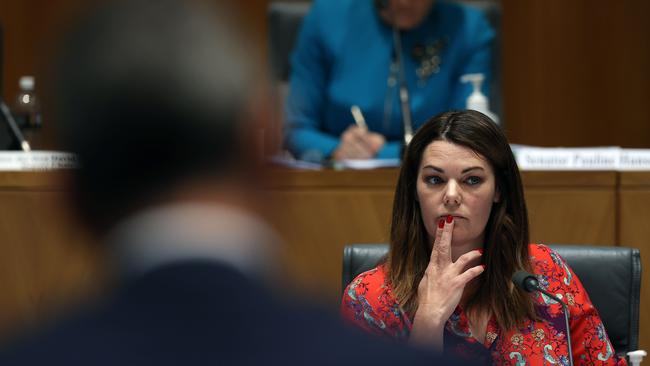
[443,180,462,206]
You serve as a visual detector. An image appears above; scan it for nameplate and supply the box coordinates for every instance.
[512,146,650,171]
[618,149,650,171]
[0,151,78,171]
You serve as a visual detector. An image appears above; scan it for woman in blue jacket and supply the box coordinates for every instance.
[285,0,495,161]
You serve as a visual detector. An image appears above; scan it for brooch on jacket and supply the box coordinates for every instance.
[412,38,447,87]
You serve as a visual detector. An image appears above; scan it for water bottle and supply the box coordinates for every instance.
[14,76,42,129]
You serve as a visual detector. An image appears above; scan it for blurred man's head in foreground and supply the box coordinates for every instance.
[54,0,263,234]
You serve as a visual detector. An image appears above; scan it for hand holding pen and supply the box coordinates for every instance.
[331,105,386,160]
[350,105,368,131]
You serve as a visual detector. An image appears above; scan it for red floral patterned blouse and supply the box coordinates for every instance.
[341,244,627,365]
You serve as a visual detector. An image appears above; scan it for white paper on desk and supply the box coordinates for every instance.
[0,151,78,171]
[335,159,401,170]
[268,155,323,170]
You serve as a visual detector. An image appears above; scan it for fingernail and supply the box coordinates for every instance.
[438,219,445,229]
[481,264,486,270]
[477,249,484,255]
[446,215,453,223]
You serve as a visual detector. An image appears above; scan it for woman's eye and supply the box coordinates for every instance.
[426,176,444,185]
[465,176,482,185]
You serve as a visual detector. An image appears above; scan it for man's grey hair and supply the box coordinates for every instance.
[54,0,259,232]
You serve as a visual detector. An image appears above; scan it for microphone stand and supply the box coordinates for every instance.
[0,98,31,152]
[390,24,413,146]
[532,285,573,366]
[514,271,574,366]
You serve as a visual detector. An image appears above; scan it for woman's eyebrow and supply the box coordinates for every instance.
[422,165,444,173]
[421,165,485,173]
[462,166,485,173]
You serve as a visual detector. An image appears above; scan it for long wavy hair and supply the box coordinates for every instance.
[386,110,536,331]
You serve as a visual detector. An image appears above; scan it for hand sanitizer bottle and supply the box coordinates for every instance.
[460,73,499,124]
[628,350,647,366]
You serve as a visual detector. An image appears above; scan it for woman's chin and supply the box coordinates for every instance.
[450,230,482,248]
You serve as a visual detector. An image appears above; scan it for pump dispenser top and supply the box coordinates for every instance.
[460,73,499,124]
[627,350,647,366]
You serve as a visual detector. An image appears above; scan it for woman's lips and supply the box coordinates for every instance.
[438,215,466,220]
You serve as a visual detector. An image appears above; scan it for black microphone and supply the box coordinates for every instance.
[512,270,574,366]
[0,98,31,152]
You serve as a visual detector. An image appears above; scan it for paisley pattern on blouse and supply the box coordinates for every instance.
[340,244,627,365]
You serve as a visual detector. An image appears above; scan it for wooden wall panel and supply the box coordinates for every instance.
[0,0,271,150]
[0,0,270,98]
[501,0,650,147]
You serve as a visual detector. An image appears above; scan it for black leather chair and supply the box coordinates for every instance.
[342,243,642,356]
[267,0,503,120]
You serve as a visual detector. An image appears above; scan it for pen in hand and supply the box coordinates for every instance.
[334,105,385,160]
[350,105,368,131]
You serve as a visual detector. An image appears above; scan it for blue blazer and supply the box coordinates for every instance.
[285,0,494,160]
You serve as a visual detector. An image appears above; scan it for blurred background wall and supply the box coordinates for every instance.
[0,0,271,150]
[501,0,650,147]
[0,0,649,148]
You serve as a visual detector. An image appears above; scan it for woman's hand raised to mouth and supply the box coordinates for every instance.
[409,215,485,350]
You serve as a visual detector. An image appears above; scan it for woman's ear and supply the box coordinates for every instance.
[493,188,501,203]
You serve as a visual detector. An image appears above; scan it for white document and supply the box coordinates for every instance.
[333,159,401,170]
[0,151,78,171]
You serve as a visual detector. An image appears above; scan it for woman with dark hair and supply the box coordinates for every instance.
[341,110,625,365]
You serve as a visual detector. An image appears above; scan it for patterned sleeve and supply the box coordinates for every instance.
[532,245,627,366]
[340,267,410,340]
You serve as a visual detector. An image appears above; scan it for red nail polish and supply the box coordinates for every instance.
[481,264,486,270]
[438,219,445,228]
[446,215,453,223]
[477,248,484,255]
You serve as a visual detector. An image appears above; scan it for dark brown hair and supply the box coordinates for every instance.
[386,110,536,331]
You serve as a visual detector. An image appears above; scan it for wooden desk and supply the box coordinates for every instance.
[265,169,397,305]
[523,171,617,245]
[0,169,645,350]
[0,172,103,342]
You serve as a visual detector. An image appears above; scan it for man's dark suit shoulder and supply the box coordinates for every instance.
[0,261,459,365]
